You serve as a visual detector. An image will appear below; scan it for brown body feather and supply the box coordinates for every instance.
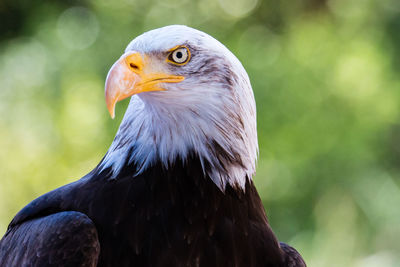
[0,154,304,266]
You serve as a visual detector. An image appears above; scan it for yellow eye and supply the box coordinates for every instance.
[167,46,190,65]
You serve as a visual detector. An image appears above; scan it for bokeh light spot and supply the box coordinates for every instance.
[217,0,258,18]
[57,7,100,50]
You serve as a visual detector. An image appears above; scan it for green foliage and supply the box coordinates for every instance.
[1,0,400,265]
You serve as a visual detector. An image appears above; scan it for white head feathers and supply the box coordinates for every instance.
[100,25,258,191]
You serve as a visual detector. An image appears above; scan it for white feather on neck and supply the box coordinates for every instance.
[100,81,257,191]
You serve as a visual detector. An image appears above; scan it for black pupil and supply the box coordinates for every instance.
[176,51,183,59]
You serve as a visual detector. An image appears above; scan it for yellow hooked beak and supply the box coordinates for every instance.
[105,52,185,118]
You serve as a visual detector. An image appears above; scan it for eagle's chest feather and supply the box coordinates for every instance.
[18,156,282,266]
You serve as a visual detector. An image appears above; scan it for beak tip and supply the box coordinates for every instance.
[108,107,116,119]
[106,100,116,119]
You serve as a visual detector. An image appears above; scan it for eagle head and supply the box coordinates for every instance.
[100,25,258,191]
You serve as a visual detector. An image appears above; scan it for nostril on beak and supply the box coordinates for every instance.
[130,63,140,71]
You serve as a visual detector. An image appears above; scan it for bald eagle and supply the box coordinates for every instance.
[0,25,306,267]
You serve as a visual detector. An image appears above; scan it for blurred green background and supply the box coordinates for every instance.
[1,0,400,266]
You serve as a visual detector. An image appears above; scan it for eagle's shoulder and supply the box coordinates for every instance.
[0,211,100,266]
[0,176,100,266]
